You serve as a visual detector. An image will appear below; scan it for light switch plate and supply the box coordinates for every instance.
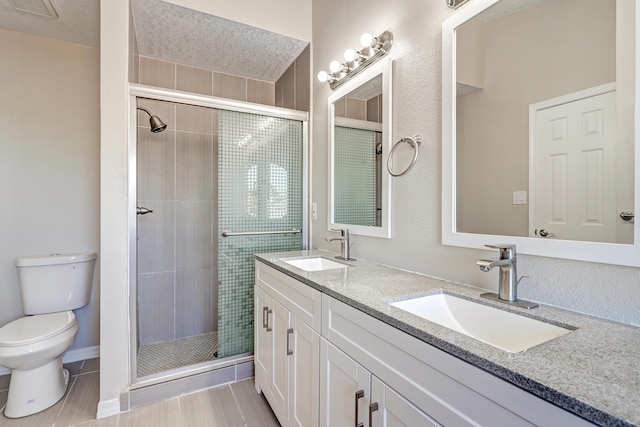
[312,203,318,220]
[513,191,527,205]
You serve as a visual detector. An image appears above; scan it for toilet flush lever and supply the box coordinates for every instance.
[136,207,153,215]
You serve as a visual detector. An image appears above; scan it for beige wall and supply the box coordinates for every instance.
[456,0,616,236]
[312,0,639,328]
[0,29,100,352]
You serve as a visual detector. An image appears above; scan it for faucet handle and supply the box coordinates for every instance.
[485,243,516,259]
[330,228,348,237]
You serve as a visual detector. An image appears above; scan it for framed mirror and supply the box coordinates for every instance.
[329,57,392,238]
[442,0,640,266]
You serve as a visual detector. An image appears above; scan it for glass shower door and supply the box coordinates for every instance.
[217,110,304,358]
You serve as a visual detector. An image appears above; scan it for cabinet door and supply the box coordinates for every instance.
[370,376,440,427]
[255,286,272,395]
[289,316,320,427]
[271,299,291,422]
[320,339,371,427]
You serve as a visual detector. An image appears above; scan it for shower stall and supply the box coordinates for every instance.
[129,86,307,385]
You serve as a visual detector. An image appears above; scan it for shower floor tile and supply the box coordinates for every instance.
[137,332,218,377]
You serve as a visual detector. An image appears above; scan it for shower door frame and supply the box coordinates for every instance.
[127,83,310,388]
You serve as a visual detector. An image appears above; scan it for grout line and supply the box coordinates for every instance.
[227,383,249,427]
[53,373,78,426]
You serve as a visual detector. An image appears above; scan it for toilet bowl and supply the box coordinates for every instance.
[0,311,79,418]
[0,252,95,418]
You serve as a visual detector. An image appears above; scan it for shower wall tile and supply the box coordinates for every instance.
[235,361,254,381]
[139,56,176,89]
[137,129,176,201]
[367,94,382,123]
[277,64,296,110]
[137,200,175,274]
[346,98,367,120]
[294,45,310,111]
[213,72,247,101]
[176,104,213,134]
[136,56,288,108]
[176,64,213,96]
[176,132,214,201]
[247,80,275,106]
[334,98,346,117]
[138,272,175,344]
[175,267,214,338]
[176,201,212,270]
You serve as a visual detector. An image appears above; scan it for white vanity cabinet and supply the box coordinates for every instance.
[254,261,321,427]
[256,261,595,427]
[320,338,439,427]
[321,294,594,427]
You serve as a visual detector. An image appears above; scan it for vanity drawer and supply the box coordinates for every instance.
[322,294,593,427]
[255,261,322,332]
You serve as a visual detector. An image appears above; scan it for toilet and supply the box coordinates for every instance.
[0,252,96,418]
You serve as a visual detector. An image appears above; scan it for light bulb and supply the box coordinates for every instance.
[360,32,374,48]
[317,71,329,83]
[344,49,357,62]
[329,60,342,73]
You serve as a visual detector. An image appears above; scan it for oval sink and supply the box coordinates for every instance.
[282,256,349,272]
[389,293,572,353]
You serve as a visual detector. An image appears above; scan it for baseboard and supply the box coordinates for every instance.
[63,345,101,364]
[0,345,100,376]
[96,398,121,419]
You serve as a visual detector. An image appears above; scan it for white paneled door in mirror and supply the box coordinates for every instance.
[442,0,640,266]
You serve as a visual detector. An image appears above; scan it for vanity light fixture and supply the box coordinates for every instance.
[317,30,393,90]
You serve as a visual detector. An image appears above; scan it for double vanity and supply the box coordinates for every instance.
[254,250,639,427]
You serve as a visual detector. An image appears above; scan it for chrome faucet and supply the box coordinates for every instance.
[477,244,538,309]
[325,228,355,261]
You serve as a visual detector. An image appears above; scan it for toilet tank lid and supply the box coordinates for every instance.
[15,252,97,267]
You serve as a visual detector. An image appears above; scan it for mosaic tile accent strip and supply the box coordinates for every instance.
[334,126,377,226]
[218,110,303,358]
[137,332,218,377]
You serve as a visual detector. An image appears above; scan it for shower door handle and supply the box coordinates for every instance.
[137,207,154,215]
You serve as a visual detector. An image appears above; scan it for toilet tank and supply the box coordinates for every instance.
[15,252,97,315]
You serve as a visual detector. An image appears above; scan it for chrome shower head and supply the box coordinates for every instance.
[137,107,167,133]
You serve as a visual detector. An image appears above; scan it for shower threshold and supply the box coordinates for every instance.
[137,331,219,377]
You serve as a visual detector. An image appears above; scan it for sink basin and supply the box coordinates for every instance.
[389,293,571,353]
[282,256,349,272]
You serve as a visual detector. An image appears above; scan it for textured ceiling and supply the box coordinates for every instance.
[0,0,308,82]
[130,0,308,82]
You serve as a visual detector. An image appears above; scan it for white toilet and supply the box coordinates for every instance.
[0,252,96,418]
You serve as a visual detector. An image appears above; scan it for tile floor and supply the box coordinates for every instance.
[0,359,279,427]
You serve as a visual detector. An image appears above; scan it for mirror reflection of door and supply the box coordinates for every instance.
[454,0,635,244]
[530,87,617,242]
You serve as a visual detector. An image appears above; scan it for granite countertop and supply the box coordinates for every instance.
[256,250,640,427]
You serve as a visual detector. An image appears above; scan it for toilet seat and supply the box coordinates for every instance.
[0,312,76,347]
